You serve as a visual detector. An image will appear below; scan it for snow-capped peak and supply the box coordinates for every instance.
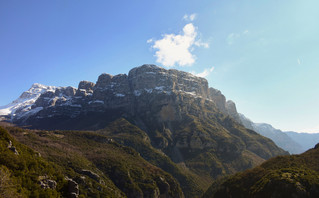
[12,83,56,103]
[0,83,57,118]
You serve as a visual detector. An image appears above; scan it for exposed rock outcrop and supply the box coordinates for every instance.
[80,169,100,183]
[208,88,227,115]
[7,140,19,155]
[66,177,79,198]
[225,100,241,123]
[38,176,57,189]
[78,80,95,91]
[209,88,242,123]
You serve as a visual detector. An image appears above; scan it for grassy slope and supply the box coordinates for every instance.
[0,126,68,198]
[203,144,319,198]
[6,126,184,198]
[96,116,287,197]
[162,113,287,188]
[97,118,203,197]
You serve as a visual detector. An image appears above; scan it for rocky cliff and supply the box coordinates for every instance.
[3,64,242,126]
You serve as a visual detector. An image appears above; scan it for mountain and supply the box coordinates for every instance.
[239,114,304,154]
[0,64,288,197]
[203,143,319,198]
[285,131,319,152]
[0,83,56,122]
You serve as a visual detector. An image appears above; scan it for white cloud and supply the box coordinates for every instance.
[183,13,197,21]
[149,23,209,67]
[226,30,249,45]
[195,39,209,48]
[191,66,215,78]
[226,33,240,45]
[297,58,301,65]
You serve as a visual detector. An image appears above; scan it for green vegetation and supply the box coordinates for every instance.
[98,118,203,197]
[0,107,288,198]
[203,144,319,198]
[0,126,67,197]
[3,126,184,198]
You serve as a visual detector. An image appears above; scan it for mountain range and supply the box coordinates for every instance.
[239,113,319,154]
[0,64,313,197]
[285,131,319,153]
[1,65,317,155]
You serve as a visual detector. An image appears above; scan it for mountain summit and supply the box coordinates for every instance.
[0,83,57,121]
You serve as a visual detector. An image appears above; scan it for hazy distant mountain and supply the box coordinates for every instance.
[239,113,304,154]
[0,64,287,197]
[285,131,319,152]
[208,90,306,154]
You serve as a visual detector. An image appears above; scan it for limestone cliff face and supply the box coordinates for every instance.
[225,100,241,123]
[208,88,242,124]
[11,64,244,127]
[128,65,209,98]
[17,64,213,124]
[208,88,227,115]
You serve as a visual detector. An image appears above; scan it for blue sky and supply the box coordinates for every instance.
[1,0,318,132]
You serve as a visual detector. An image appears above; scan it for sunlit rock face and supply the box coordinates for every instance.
[7,64,213,124]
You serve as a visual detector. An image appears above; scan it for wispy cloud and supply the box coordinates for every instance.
[148,20,209,67]
[297,58,301,65]
[226,33,240,45]
[183,13,197,21]
[191,66,215,78]
[226,30,249,45]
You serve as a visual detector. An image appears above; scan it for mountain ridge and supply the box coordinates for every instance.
[0,64,239,126]
[239,113,304,154]
[285,131,319,153]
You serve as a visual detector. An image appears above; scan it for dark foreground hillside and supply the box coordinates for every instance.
[0,116,287,198]
[203,143,319,198]
[0,126,184,198]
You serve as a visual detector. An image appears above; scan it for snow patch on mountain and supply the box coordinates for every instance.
[0,83,56,119]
